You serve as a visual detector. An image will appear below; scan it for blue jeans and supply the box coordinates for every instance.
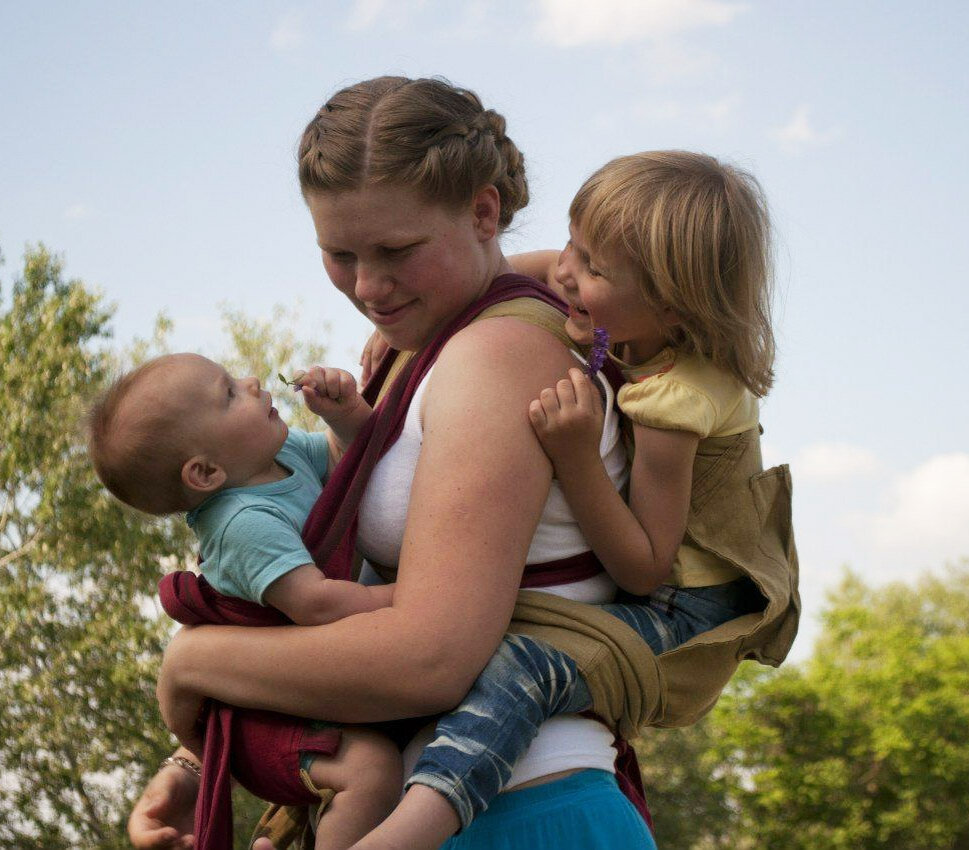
[407,577,763,828]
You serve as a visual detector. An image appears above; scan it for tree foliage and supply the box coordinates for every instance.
[644,563,969,850]
[0,245,194,847]
[0,245,322,848]
[717,566,969,849]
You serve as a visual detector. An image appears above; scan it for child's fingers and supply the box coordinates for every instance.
[336,369,357,399]
[293,367,319,392]
[569,368,598,412]
[528,399,547,431]
[359,331,390,385]
[317,368,337,399]
[298,366,355,401]
[359,335,375,380]
[319,368,356,401]
[371,333,390,365]
[538,386,562,415]
[555,376,578,409]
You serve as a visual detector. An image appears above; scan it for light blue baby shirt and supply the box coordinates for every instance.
[186,428,329,604]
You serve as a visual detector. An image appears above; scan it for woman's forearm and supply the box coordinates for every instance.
[161,606,475,726]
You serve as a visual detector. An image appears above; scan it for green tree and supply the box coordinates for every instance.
[0,244,194,847]
[707,565,969,850]
[0,245,332,848]
[636,717,740,850]
[637,565,969,850]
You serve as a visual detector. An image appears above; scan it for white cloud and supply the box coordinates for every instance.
[535,0,748,47]
[793,442,881,481]
[771,104,840,153]
[64,203,92,220]
[645,38,718,82]
[632,99,685,123]
[789,453,969,656]
[347,0,387,30]
[703,92,741,124]
[347,0,427,30]
[450,0,491,37]
[270,10,307,52]
[866,453,969,566]
[631,91,741,128]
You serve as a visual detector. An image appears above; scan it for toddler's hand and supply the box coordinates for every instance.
[359,330,391,385]
[528,368,604,466]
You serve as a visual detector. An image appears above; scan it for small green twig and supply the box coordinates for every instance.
[278,372,301,391]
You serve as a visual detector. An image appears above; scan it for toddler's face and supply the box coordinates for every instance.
[554,222,673,364]
[156,354,289,485]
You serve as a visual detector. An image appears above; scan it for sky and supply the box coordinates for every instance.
[2,1,967,658]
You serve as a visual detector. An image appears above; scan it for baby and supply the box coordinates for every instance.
[87,352,400,850]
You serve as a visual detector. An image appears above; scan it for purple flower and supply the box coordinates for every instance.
[586,327,610,378]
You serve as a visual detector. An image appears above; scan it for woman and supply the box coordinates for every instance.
[129,76,655,850]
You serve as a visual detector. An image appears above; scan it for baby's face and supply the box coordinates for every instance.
[148,354,289,485]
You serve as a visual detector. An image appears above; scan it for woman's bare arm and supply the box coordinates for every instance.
[157,319,576,740]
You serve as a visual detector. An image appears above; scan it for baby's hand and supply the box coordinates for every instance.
[528,368,604,466]
[293,367,366,422]
[293,366,373,454]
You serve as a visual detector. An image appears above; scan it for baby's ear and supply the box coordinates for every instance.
[182,455,226,494]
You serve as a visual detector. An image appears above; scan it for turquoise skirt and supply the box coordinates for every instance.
[441,769,657,849]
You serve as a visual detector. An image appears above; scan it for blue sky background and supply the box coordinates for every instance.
[2,1,967,657]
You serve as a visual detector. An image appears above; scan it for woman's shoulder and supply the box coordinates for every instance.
[434,310,576,390]
[475,296,574,349]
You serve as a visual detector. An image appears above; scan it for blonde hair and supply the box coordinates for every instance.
[87,357,192,515]
[571,151,775,397]
[298,76,528,229]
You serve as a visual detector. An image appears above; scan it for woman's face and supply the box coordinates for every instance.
[306,184,495,351]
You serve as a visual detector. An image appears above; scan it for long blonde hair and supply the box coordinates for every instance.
[297,76,528,230]
[571,151,775,396]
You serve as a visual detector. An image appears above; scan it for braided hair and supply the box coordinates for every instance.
[298,77,528,230]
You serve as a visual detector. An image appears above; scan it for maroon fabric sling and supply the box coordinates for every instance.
[159,577,343,850]
[159,273,649,848]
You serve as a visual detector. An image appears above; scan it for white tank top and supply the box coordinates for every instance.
[356,357,629,788]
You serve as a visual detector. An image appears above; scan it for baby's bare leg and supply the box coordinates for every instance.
[307,727,402,850]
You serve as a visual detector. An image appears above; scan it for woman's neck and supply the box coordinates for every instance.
[491,251,513,278]
[462,247,513,310]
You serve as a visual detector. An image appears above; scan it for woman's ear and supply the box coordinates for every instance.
[470,185,501,241]
[182,455,227,494]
